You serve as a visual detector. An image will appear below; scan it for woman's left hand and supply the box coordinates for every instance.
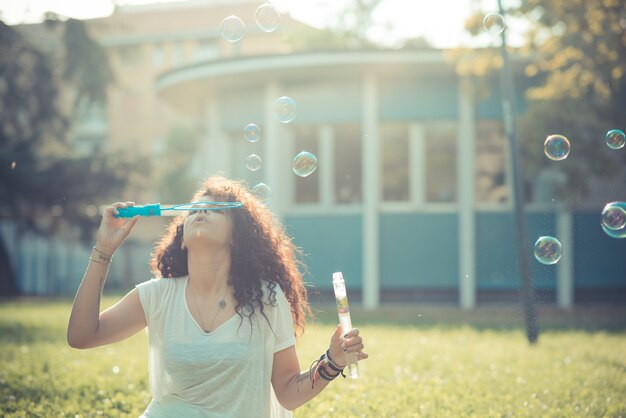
[328,325,369,367]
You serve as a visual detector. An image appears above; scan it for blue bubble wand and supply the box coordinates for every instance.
[114,201,243,218]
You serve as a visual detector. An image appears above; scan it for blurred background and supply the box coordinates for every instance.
[1,0,625,311]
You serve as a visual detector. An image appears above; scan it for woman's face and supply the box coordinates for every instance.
[182,195,234,250]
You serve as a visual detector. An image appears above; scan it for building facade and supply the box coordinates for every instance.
[8,0,626,307]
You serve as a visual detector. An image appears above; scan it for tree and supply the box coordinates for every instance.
[0,18,149,296]
[456,0,626,203]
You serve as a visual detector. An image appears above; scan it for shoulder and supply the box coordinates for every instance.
[135,277,185,297]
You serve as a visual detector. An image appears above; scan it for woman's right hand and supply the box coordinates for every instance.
[94,201,139,257]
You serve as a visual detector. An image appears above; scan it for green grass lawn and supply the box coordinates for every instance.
[1,297,625,417]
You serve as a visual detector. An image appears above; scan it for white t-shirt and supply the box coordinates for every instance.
[135,276,295,418]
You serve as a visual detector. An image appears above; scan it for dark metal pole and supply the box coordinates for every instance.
[497,0,539,343]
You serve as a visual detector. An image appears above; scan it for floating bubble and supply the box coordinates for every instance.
[273,96,297,123]
[255,3,281,32]
[544,134,570,161]
[219,16,245,43]
[533,236,562,265]
[605,129,625,150]
[244,124,261,142]
[112,366,120,374]
[245,154,262,172]
[601,202,626,231]
[252,182,272,203]
[601,223,626,239]
[483,13,505,34]
[10,161,16,169]
[292,151,317,177]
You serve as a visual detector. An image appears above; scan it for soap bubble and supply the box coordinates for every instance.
[483,13,505,34]
[244,124,261,142]
[544,134,570,161]
[273,96,296,123]
[219,16,245,43]
[255,3,281,32]
[605,129,625,150]
[533,236,562,265]
[245,154,262,172]
[252,182,272,203]
[112,366,120,374]
[601,202,626,231]
[601,223,626,239]
[292,151,317,177]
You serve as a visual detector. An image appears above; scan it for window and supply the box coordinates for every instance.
[475,120,508,203]
[194,40,219,61]
[172,42,184,66]
[425,122,457,203]
[293,126,319,204]
[152,44,165,68]
[381,123,409,201]
[334,124,362,204]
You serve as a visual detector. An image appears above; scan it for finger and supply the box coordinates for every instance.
[356,352,369,360]
[344,328,359,338]
[122,216,139,235]
[344,343,365,352]
[124,201,135,206]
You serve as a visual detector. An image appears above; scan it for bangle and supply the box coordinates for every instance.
[326,349,346,371]
[317,364,340,381]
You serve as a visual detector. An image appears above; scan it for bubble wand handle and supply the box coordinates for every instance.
[332,272,359,379]
[114,201,243,218]
[116,204,161,218]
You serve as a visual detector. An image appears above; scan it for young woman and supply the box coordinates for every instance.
[67,175,368,417]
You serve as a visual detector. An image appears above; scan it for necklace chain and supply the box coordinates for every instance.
[190,281,228,333]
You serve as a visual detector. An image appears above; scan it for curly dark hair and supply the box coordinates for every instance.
[150,175,313,339]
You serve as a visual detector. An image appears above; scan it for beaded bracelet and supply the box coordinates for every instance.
[326,349,347,375]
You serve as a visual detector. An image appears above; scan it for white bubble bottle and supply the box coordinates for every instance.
[332,272,359,379]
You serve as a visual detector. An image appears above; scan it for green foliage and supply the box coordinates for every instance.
[455,0,626,201]
[0,18,149,295]
[61,18,115,108]
[1,299,625,417]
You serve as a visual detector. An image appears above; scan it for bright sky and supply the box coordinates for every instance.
[0,0,522,48]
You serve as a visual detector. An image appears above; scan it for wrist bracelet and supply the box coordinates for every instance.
[92,246,113,261]
[326,349,347,372]
[91,247,112,265]
[89,257,110,265]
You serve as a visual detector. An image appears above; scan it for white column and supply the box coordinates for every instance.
[200,94,231,178]
[458,78,476,309]
[264,81,286,219]
[362,73,380,309]
[409,123,426,207]
[319,125,335,208]
[556,209,574,309]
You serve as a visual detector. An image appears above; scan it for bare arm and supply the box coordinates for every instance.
[67,201,144,349]
[272,326,368,411]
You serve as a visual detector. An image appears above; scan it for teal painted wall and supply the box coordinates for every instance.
[574,213,626,287]
[379,76,459,121]
[380,214,459,287]
[284,215,362,290]
[284,212,625,294]
[476,212,558,290]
